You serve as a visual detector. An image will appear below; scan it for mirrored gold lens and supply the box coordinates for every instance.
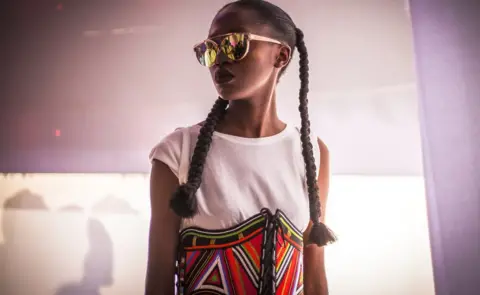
[194,41,217,67]
[220,33,248,61]
[194,33,249,67]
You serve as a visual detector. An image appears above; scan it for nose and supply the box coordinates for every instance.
[215,49,230,66]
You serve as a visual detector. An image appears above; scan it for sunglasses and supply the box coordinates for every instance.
[193,32,286,68]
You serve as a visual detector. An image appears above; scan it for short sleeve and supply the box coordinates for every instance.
[149,128,184,179]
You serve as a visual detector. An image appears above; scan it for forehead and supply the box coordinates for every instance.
[208,5,268,37]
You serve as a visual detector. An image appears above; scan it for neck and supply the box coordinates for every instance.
[218,89,286,138]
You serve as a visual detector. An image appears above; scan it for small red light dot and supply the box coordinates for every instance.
[55,129,61,137]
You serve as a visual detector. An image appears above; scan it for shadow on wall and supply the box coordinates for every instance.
[0,189,123,295]
[54,218,114,295]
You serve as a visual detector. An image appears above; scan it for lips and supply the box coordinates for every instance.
[214,68,235,84]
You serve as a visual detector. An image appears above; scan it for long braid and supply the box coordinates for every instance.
[169,98,229,217]
[172,0,336,247]
[296,28,337,246]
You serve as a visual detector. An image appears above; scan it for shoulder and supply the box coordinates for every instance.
[149,125,197,178]
[149,128,184,161]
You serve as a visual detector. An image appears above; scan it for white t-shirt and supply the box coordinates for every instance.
[149,124,320,233]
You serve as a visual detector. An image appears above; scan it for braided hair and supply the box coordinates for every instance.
[169,0,336,247]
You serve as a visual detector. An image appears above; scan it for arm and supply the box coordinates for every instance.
[303,138,331,295]
[145,160,182,295]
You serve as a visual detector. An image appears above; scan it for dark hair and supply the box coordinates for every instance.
[170,0,336,247]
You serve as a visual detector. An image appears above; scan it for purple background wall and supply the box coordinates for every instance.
[410,1,480,294]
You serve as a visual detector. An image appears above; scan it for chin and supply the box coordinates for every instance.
[218,94,244,101]
[214,79,256,101]
[216,87,244,101]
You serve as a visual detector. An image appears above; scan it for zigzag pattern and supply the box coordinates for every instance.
[232,243,261,288]
[177,209,305,295]
[182,227,264,295]
[275,241,304,294]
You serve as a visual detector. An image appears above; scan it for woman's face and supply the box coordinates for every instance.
[206,5,288,100]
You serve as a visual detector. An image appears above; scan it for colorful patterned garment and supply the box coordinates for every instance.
[176,208,304,295]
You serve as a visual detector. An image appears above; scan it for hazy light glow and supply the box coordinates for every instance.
[0,174,434,295]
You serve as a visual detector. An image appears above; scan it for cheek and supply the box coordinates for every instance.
[241,51,272,76]
[243,57,274,85]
